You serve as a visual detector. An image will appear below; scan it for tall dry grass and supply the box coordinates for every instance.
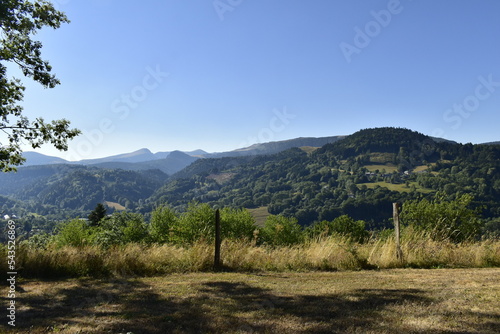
[9,242,215,278]
[367,229,500,269]
[3,231,499,278]
[221,237,363,271]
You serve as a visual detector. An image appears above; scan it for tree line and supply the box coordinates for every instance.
[17,193,487,252]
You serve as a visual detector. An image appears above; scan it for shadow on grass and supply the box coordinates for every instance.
[3,277,500,334]
[198,282,430,333]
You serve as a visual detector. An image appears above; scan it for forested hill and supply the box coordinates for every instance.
[2,127,499,233]
[0,165,168,214]
[146,127,500,230]
[316,128,445,157]
[207,136,345,158]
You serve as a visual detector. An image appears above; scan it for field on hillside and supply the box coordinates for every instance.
[358,181,435,193]
[247,206,270,226]
[364,164,398,173]
[2,269,499,334]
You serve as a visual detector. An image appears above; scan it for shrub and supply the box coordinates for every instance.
[54,219,92,248]
[22,232,53,250]
[400,193,482,242]
[170,202,216,244]
[260,215,303,246]
[94,212,148,247]
[307,215,369,243]
[220,207,256,240]
[149,205,178,243]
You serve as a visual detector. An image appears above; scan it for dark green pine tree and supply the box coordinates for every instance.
[88,203,107,226]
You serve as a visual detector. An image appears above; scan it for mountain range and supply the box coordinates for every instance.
[21,148,205,167]
[2,128,500,234]
[21,134,476,169]
[20,136,347,174]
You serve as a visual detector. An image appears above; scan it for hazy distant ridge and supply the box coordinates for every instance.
[20,134,497,171]
[206,136,346,158]
[21,136,346,167]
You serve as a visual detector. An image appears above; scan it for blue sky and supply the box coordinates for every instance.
[13,0,500,160]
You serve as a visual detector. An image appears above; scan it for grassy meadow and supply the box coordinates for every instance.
[4,232,500,278]
[358,181,434,193]
[2,268,499,333]
[3,202,499,333]
[2,229,499,333]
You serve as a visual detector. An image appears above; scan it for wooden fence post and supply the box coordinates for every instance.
[214,208,222,271]
[393,202,403,262]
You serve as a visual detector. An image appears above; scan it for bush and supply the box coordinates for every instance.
[260,215,303,246]
[150,204,257,244]
[170,202,216,244]
[22,232,53,250]
[54,219,92,248]
[149,205,178,243]
[220,207,256,240]
[400,193,482,242]
[307,215,369,243]
[94,212,148,247]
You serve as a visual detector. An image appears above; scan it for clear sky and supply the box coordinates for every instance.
[13,0,500,160]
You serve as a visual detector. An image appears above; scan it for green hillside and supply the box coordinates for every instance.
[1,127,499,234]
[146,127,500,230]
[0,166,168,213]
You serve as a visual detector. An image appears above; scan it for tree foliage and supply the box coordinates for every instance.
[307,215,369,243]
[149,205,177,244]
[54,218,91,248]
[0,0,80,171]
[93,211,148,247]
[2,128,500,237]
[400,193,482,242]
[260,215,303,246]
[147,127,500,234]
[88,203,107,226]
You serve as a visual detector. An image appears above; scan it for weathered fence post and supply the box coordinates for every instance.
[214,208,222,271]
[393,202,403,262]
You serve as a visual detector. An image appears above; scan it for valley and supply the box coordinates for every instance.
[1,127,500,237]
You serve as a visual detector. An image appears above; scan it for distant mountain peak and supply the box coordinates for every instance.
[135,148,153,154]
[167,150,191,158]
[18,129,463,169]
[207,136,346,158]
[81,148,156,165]
[21,152,68,166]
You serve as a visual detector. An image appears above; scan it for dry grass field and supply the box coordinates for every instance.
[247,207,271,227]
[2,268,499,334]
[358,181,434,193]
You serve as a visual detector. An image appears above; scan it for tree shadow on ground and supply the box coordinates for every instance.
[199,281,500,333]
[3,277,500,334]
[199,282,427,333]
